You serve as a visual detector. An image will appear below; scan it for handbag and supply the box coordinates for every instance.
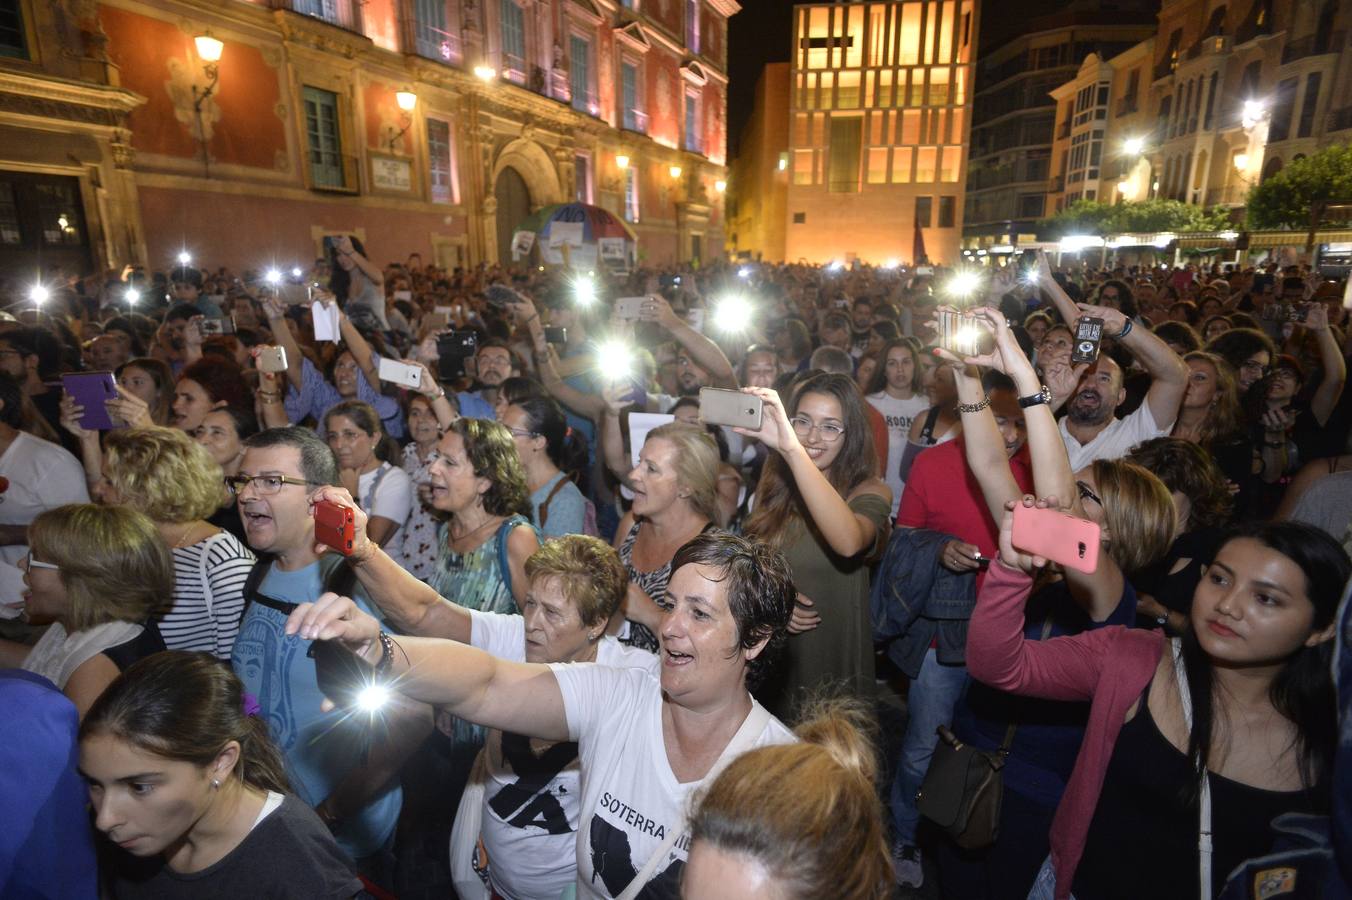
[915,618,1054,850]
[915,721,1013,850]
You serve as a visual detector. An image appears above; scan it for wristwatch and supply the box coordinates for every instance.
[1018,385,1053,408]
[1155,612,1168,628]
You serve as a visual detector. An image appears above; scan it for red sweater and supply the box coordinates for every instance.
[966,560,1164,899]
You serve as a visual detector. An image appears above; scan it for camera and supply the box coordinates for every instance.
[437,331,478,380]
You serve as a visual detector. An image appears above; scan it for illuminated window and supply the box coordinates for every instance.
[500,0,526,75]
[891,147,912,182]
[929,68,950,105]
[794,149,814,185]
[838,71,860,109]
[624,166,639,222]
[867,147,889,183]
[901,109,921,144]
[877,70,894,107]
[827,118,862,192]
[899,3,921,65]
[940,147,961,182]
[820,72,835,110]
[916,146,937,182]
[427,117,459,204]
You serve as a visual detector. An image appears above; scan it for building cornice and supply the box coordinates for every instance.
[0,69,146,115]
[706,0,742,18]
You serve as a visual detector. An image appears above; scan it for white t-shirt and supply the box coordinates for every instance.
[551,664,795,899]
[1058,400,1169,471]
[467,610,658,900]
[0,431,89,612]
[358,462,412,569]
[867,390,929,516]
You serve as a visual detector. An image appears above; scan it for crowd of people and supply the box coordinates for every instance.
[1,242,1350,900]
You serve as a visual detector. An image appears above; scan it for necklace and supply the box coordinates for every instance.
[449,514,499,546]
[173,522,200,548]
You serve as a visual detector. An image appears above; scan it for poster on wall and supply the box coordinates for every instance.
[547,221,584,248]
[570,243,598,272]
[511,230,535,260]
[598,237,627,263]
[370,155,413,192]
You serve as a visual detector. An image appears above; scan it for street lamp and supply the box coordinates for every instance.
[191,31,224,177]
[714,179,726,193]
[387,89,417,151]
[474,64,497,82]
[1123,136,1146,156]
[615,154,629,169]
[1241,99,1267,129]
[669,165,682,179]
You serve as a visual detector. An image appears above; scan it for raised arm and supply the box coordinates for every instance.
[285,592,570,742]
[261,296,306,391]
[1303,304,1347,426]
[1083,302,1188,429]
[943,353,1019,524]
[337,312,383,393]
[336,235,385,289]
[537,343,606,421]
[641,294,738,388]
[735,387,889,558]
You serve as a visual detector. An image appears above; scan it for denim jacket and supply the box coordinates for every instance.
[870,526,977,677]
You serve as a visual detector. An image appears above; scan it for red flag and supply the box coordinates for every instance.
[913,218,927,265]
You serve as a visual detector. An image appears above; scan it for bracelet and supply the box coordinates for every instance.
[374,631,395,676]
[1018,385,1053,408]
[258,391,282,402]
[1115,318,1134,339]
[428,386,446,400]
[956,395,991,414]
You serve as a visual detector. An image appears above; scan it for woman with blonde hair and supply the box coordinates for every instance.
[97,426,256,658]
[0,504,172,716]
[684,699,892,900]
[609,421,721,652]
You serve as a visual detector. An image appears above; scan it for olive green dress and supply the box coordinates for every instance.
[757,492,891,721]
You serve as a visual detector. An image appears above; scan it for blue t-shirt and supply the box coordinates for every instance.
[953,577,1138,808]
[456,390,496,420]
[530,472,587,538]
[230,562,401,859]
[0,670,97,899]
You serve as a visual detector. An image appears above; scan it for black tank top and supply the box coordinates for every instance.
[1072,690,1325,899]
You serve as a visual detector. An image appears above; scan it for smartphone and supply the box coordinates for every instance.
[699,387,764,430]
[314,499,355,556]
[937,310,990,357]
[615,297,646,320]
[61,372,119,430]
[253,346,288,373]
[544,326,568,345]
[437,331,477,380]
[1011,504,1101,574]
[916,266,934,276]
[427,311,451,331]
[1071,316,1104,365]
[392,290,412,302]
[378,357,424,389]
[309,639,382,713]
[200,316,237,336]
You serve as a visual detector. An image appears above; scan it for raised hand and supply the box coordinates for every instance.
[787,594,822,634]
[997,496,1052,574]
[308,485,376,564]
[58,391,91,439]
[106,385,153,428]
[730,386,799,455]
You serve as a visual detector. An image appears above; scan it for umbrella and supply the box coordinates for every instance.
[516,202,637,244]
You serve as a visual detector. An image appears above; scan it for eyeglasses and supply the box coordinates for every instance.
[24,552,59,571]
[505,426,539,439]
[790,416,845,442]
[1239,360,1271,376]
[1076,480,1103,507]
[224,474,317,496]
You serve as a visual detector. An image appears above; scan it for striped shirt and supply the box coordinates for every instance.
[162,532,256,659]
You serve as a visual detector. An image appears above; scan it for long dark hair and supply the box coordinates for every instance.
[327,234,369,303]
[744,373,875,548]
[1182,522,1349,798]
[81,651,290,794]
[863,337,922,396]
[511,395,589,491]
[324,399,398,464]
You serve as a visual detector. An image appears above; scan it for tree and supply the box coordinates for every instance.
[1246,144,1352,230]
[1036,198,1234,240]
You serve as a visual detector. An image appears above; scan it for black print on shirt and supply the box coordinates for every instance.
[487,732,578,834]
[589,804,683,900]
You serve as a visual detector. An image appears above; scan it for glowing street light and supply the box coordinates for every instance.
[1233,152,1250,173]
[714,179,727,193]
[668,165,682,179]
[474,64,497,82]
[194,33,224,64]
[395,90,418,112]
[1241,99,1267,129]
[615,154,630,169]
[1123,136,1146,156]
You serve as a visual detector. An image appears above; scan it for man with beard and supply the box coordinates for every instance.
[1051,301,1188,470]
[470,339,520,411]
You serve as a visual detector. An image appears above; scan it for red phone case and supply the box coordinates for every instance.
[1011,504,1101,574]
[314,500,355,556]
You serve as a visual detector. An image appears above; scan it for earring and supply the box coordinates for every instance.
[211,779,221,790]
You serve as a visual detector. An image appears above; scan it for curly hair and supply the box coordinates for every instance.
[1126,437,1234,531]
[451,418,532,519]
[525,535,627,628]
[104,426,226,523]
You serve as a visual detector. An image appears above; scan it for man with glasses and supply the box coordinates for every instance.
[228,426,429,880]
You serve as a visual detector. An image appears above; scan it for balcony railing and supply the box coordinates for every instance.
[411,23,461,63]
[307,152,360,194]
[279,0,361,33]
[1185,34,1230,60]
[1153,58,1177,82]
[502,53,526,82]
[622,108,649,133]
[1282,32,1345,64]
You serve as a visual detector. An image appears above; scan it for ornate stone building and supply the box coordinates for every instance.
[0,0,734,275]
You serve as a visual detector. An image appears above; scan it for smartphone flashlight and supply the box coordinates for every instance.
[264,268,282,286]
[310,640,391,714]
[574,276,596,307]
[595,338,634,381]
[946,270,983,300]
[711,295,753,332]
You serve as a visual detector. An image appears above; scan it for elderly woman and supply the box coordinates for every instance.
[0,504,172,717]
[293,491,656,898]
[97,427,257,658]
[286,529,798,900]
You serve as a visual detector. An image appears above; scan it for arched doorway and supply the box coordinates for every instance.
[494,166,531,266]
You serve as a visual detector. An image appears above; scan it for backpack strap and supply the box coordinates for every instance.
[537,476,570,529]
[494,515,540,599]
[241,558,272,615]
[919,405,942,445]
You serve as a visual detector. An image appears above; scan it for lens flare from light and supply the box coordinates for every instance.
[291,267,303,278]
[125,288,140,305]
[574,276,596,306]
[882,259,899,270]
[264,268,282,285]
[712,296,753,332]
[177,251,192,266]
[947,270,983,299]
[596,339,634,381]
[355,684,391,713]
[737,266,751,279]
[29,285,49,305]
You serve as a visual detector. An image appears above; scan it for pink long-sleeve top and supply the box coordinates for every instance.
[966,560,1166,899]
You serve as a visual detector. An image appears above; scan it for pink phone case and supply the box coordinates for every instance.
[1011,504,1101,574]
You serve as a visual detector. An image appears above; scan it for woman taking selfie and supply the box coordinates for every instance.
[82,651,363,898]
[323,400,412,566]
[741,373,891,718]
[970,512,1345,900]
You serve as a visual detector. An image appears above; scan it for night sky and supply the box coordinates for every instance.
[727,0,797,156]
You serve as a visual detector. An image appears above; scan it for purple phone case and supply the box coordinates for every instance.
[62,372,119,430]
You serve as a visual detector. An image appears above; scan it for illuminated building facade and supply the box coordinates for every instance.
[768,0,978,265]
[0,0,735,275]
[1046,0,1352,221]
[962,5,1155,250]
[726,62,789,261]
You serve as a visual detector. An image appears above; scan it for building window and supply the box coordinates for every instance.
[686,0,700,53]
[302,86,347,189]
[793,149,813,185]
[938,196,955,228]
[684,91,702,154]
[1268,77,1298,142]
[1017,194,1044,219]
[575,153,592,203]
[915,196,932,228]
[0,0,29,59]
[570,35,593,113]
[624,166,639,223]
[621,62,646,132]
[500,0,526,75]
[1203,72,1219,130]
[793,212,806,224]
[427,118,458,204]
[1298,72,1321,138]
[827,117,861,193]
[867,147,888,184]
[412,0,448,60]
